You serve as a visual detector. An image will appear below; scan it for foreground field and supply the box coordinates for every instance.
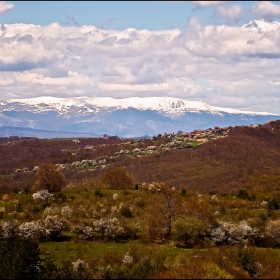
[2,178,280,279]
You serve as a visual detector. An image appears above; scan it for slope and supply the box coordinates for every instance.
[99,121,280,193]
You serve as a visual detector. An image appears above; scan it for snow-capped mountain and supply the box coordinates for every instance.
[0,96,279,138]
[242,19,280,32]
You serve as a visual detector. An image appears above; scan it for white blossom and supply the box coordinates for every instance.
[211,220,257,244]
[113,193,119,201]
[43,206,59,216]
[133,221,141,236]
[72,259,88,271]
[18,220,45,238]
[81,226,94,240]
[123,252,133,264]
[92,217,124,239]
[44,215,67,239]
[32,190,54,200]
[261,201,268,207]
[148,184,157,192]
[0,220,19,238]
[61,206,73,217]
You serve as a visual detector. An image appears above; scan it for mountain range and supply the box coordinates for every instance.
[0,96,279,138]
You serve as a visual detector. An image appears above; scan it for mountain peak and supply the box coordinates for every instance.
[3,96,275,117]
[0,96,279,138]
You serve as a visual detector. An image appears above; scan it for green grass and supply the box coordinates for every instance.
[39,238,193,266]
[40,240,127,264]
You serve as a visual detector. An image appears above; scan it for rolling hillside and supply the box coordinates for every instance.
[1,120,280,194]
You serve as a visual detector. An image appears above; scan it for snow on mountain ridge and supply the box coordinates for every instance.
[2,96,276,117]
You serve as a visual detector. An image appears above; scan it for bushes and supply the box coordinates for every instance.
[100,255,154,279]
[0,236,41,279]
[236,189,255,201]
[0,236,93,279]
[202,263,233,279]
[101,168,134,190]
[120,205,133,218]
[172,216,208,247]
[237,246,261,279]
[211,221,257,245]
[0,215,68,241]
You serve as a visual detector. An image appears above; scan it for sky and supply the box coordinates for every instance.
[1,1,280,113]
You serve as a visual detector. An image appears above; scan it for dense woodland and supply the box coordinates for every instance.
[1,121,280,278]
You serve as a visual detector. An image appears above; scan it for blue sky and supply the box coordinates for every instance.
[1,1,280,114]
[0,1,275,29]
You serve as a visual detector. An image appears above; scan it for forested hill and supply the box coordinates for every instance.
[121,121,280,193]
[1,120,280,194]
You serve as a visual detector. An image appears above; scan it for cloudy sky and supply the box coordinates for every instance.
[1,1,280,113]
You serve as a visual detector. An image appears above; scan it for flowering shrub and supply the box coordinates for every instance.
[43,206,59,216]
[44,215,67,240]
[18,220,45,239]
[32,189,54,200]
[123,252,133,264]
[211,220,257,244]
[82,226,94,240]
[92,217,124,240]
[0,221,19,238]
[61,206,73,217]
[72,259,89,271]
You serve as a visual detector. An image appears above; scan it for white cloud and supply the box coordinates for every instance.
[252,1,280,20]
[0,20,280,113]
[215,4,242,23]
[191,1,226,7]
[0,1,14,15]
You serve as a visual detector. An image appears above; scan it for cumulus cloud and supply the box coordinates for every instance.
[215,4,242,24]
[252,1,280,21]
[0,1,14,15]
[0,20,280,113]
